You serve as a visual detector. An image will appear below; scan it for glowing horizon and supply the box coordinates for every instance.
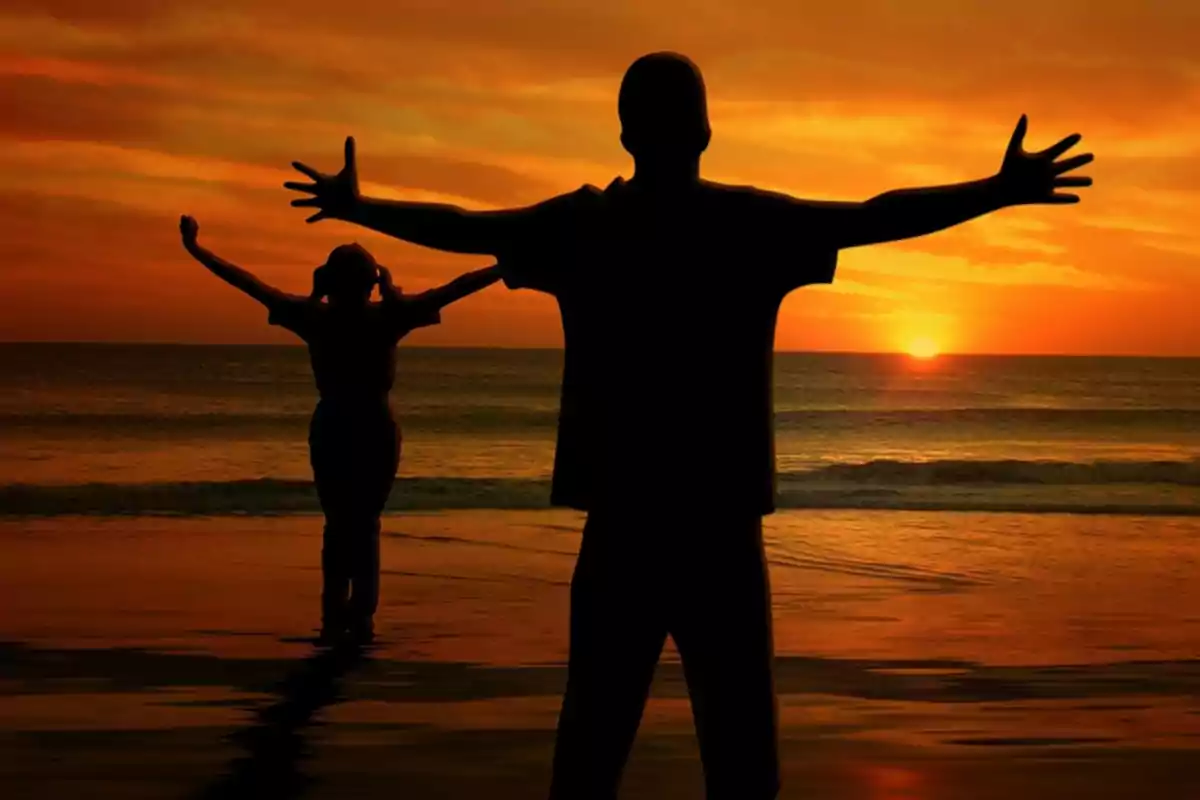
[1,2,1198,355]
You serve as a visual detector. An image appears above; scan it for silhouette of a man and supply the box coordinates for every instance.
[286,52,1092,799]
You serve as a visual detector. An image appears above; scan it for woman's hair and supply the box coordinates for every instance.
[319,243,378,299]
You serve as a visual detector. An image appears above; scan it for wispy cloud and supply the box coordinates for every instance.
[0,0,1198,352]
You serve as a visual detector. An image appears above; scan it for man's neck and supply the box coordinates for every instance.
[630,158,701,189]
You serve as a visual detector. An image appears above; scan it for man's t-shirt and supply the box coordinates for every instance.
[266,296,441,404]
[498,177,838,516]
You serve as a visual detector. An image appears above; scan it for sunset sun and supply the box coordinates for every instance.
[907,337,941,360]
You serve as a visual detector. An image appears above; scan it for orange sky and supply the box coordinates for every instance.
[1,0,1198,354]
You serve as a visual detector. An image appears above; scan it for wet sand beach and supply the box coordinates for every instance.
[3,510,1199,798]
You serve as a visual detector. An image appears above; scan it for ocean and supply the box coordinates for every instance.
[4,344,1200,795]
[1,343,1197,516]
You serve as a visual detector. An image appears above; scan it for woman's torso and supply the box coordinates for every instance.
[306,306,398,403]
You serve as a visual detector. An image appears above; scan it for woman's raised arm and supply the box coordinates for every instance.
[179,215,291,308]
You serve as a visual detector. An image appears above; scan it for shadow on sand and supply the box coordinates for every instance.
[195,640,371,800]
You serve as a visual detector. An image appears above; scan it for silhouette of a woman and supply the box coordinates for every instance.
[179,215,500,644]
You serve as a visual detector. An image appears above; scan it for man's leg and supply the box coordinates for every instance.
[671,516,779,800]
[549,514,667,800]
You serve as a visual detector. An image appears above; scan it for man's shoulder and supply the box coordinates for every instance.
[533,178,632,225]
[698,179,798,206]
[691,181,803,232]
[534,182,611,217]
[561,181,613,202]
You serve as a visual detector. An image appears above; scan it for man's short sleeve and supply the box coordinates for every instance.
[723,185,840,293]
[497,184,602,295]
[267,296,317,340]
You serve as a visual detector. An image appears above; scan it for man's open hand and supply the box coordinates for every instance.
[285,136,361,223]
[997,115,1094,206]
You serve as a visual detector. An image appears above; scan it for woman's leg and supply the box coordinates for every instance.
[319,514,352,636]
[346,417,400,639]
[311,408,352,637]
[346,519,381,635]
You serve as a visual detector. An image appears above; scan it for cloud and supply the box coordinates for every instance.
[0,0,1198,352]
[840,246,1156,292]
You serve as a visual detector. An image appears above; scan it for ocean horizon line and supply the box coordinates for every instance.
[2,341,1198,360]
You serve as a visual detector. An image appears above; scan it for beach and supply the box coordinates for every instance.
[2,344,1199,797]
[4,510,1200,799]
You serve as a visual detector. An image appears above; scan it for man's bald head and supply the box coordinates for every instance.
[618,52,711,163]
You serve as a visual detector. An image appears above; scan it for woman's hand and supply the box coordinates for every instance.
[377,265,403,302]
[179,215,200,248]
[310,265,329,302]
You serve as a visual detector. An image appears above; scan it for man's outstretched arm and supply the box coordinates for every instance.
[284,137,540,255]
[800,116,1094,249]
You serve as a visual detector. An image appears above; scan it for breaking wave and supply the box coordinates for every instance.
[2,459,1197,517]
